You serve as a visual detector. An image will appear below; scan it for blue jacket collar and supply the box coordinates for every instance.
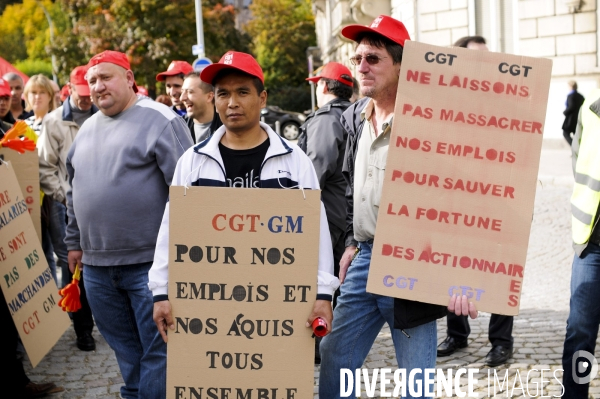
[62,96,99,122]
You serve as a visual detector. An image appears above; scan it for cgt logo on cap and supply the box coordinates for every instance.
[371,16,383,28]
[224,53,234,65]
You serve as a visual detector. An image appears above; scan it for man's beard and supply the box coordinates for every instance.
[361,86,377,98]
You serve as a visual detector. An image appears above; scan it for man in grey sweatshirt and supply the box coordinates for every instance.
[64,51,193,399]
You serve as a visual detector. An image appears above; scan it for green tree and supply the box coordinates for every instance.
[203,1,251,59]
[0,0,20,16]
[51,0,250,89]
[14,59,53,77]
[0,0,62,64]
[246,0,315,111]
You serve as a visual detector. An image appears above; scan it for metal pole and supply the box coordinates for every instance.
[308,54,315,110]
[37,1,57,82]
[195,0,205,58]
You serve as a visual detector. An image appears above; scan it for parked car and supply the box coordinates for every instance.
[260,106,306,140]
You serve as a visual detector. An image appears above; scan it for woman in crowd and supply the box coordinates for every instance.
[24,74,56,135]
[24,74,59,283]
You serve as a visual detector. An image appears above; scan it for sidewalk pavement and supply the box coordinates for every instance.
[23,145,600,398]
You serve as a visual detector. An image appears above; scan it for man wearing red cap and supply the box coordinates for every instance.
[318,16,477,398]
[298,62,353,363]
[149,51,339,365]
[301,65,353,291]
[156,60,194,117]
[65,50,193,399]
[38,65,98,352]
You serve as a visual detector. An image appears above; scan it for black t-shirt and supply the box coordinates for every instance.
[219,138,270,188]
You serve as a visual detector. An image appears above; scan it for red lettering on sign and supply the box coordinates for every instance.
[509,279,522,293]
[414,206,503,231]
[437,74,529,98]
[381,244,414,260]
[406,70,431,85]
[212,214,226,231]
[0,190,11,206]
[8,231,27,254]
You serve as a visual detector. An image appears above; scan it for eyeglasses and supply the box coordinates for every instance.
[349,55,388,66]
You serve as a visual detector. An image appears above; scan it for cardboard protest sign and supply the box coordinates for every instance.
[0,161,69,367]
[0,149,41,240]
[167,186,321,399]
[367,42,552,315]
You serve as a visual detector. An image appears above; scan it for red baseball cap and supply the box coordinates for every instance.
[0,78,10,97]
[306,62,353,87]
[200,51,264,85]
[60,85,69,102]
[70,66,90,97]
[156,61,194,82]
[86,50,138,92]
[341,15,411,47]
[137,86,149,96]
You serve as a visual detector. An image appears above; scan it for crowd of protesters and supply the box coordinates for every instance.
[0,13,597,399]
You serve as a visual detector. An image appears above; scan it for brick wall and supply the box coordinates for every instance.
[519,0,598,76]
[518,0,599,141]
[417,0,470,46]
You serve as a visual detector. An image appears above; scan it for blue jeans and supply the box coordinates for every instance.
[562,243,600,398]
[84,263,166,399]
[319,242,437,398]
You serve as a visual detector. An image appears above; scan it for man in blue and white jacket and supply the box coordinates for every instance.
[149,51,340,344]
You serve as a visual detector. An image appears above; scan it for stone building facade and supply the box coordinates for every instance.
[313,0,600,140]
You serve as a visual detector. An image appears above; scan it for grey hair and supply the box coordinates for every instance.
[3,72,23,83]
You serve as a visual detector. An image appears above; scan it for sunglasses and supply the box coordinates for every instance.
[349,55,388,66]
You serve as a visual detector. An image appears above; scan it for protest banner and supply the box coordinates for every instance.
[366,42,552,315]
[0,148,41,240]
[0,161,69,367]
[167,186,321,399]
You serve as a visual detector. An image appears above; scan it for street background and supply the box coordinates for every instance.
[19,139,600,398]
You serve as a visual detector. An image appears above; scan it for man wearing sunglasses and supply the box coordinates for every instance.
[318,15,477,398]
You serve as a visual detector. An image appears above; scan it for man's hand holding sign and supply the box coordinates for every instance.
[448,294,478,319]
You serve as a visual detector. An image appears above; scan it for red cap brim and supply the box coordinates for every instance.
[342,25,380,42]
[305,76,320,83]
[341,24,406,47]
[73,84,90,97]
[156,71,181,82]
[200,63,261,85]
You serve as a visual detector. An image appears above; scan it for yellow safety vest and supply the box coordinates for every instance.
[572,89,600,244]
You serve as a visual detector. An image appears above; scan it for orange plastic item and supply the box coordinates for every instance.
[0,138,36,153]
[58,264,82,312]
[0,120,37,153]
